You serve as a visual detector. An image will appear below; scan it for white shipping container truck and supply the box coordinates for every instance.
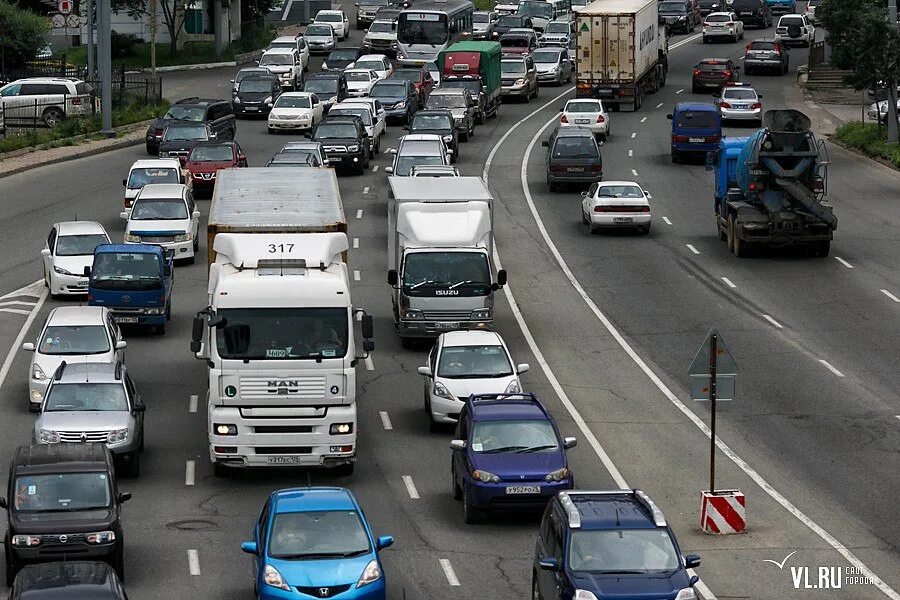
[575,0,668,111]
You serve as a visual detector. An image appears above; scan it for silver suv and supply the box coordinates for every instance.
[0,77,93,128]
[33,362,146,477]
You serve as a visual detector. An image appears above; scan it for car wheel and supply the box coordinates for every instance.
[548,179,556,192]
[671,149,680,163]
[146,143,158,155]
[213,461,227,478]
[42,107,65,127]
[811,240,830,258]
[702,36,708,44]
[5,553,17,587]
[334,461,355,476]
[193,236,200,253]
[581,209,588,225]
[452,470,462,500]
[123,453,141,478]
[400,336,415,349]
[463,490,484,523]
[156,322,166,335]
[113,552,125,582]
[532,577,543,600]
[783,60,789,74]
[640,223,651,235]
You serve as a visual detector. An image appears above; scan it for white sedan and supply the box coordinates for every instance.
[702,12,744,43]
[581,180,651,235]
[417,330,529,431]
[344,69,380,97]
[314,9,350,40]
[267,91,325,132]
[559,98,609,141]
[41,220,110,297]
[349,54,394,80]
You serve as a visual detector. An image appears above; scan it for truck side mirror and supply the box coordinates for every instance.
[361,314,374,339]
[497,269,508,286]
[83,266,91,277]
[191,316,205,343]
[387,269,398,286]
[363,338,375,352]
[666,114,673,120]
[0,497,6,509]
[208,315,226,329]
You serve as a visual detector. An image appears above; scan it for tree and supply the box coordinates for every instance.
[0,0,49,71]
[111,0,186,58]
[818,0,900,142]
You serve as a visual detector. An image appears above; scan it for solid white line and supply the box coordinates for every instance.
[640,116,647,123]
[356,209,363,219]
[363,186,370,194]
[439,559,460,586]
[189,394,198,413]
[0,308,34,316]
[0,285,47,391]
[656,102,664,109]
[187,549,201,576]
[372,165,379,172]
[880,289,899,303]
[402,475,420,499]
[353,270,360,281]
[669,32,703,50]
[0,300,37,308]
[762,314,784,329]
[676,88,684,94]
[818,359,845,378]
[0,279,44,300]
[628,149,633,157]
[630,132,636,138]
[834,256,854,269]
[662,216,672,225]
[721,276,737,288]
[631,168,639,177]
[353,237,359,249]
[686,244,700,255]
[379,411,393,430]
[185,460,195,486]
[365,355,374,371]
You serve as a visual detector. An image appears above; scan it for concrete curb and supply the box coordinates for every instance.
[148,61,237,72]
[826,133,900,173]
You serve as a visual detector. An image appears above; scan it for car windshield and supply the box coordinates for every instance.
[346,71,374,82]
[438,345,512,378]
[13,473,111,512]
[260,53,294,66]
[127,167,180,189]
[305,79,338,94]
[91,252,163,288]
[411,114,452,131]
[268,511,370,559]
[163,105,205,121]
[596,185,644,198]
[659,2,686,13]
[189,145,234,161]
[317,12,342,22]
[369,21,394,32]
[552,137,598,158]
[501,61,526,74]
[215,307,348,360]
[331,108,372,125]
[55,234,108,256]
[402,251,490,295]
[239,78,274,93]
[471,419,559,453]
[568,530,680,573]
[164,125,207,141]
[45,382,128,412]
[329,48,359,60]
[275,95,312,108]
[676,110,718,128]
[392,70,422,83]
[131,198,188,220]
[315,123,358,139]
[355,59,385,71]
[270,151,318,165]
[498,15,521,27]
[544,22,569,34]
[501,36,529,48]
[427,94,466,109]
[473,12,490,23]
[306,24,334,37]
[723,89,757,100]
[39,325,110,355]
[706,14,731,22]
[517,1,552,18]
[532,50,561,64]
[371,82,406,98]
[566,101,602,113]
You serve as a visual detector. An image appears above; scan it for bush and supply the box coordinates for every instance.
[0,0,49,69]
[111,31,140,59]
[834,122,900,169]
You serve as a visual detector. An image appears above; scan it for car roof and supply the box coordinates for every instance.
[12,443,112,473]
[272,36,299,42]
[7,77,81,84]
[272,487,359,513]
[190,140,236,149]
[263,47,297,55]
[413,109,452,117]
[699,57,730,64]
[281,91,316,97]
[555,126,594,138]
[55,361,122,384]
[173,97,222,106]
[674,102,718,112]
[344,68,377,75]
[430,87,466,95]
[561,490,668,531]
[357,53,389,60]
[598,180,643,187]
[129,158,182,171]
[469,395,550,422]
[46,306,107,326]
[441,330,503,346]
[282,141,322,149]
[308,71,344,80]
[55,220,107,236]
[706,11,734,16]
[402,133,443,142]
[134,183,187,199]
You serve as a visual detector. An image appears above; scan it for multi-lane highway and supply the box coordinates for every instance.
[0,10,897,600]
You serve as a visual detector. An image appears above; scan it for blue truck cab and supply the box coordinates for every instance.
[666,102,722,162]
[707,135,751,207]
[87,244,174,333]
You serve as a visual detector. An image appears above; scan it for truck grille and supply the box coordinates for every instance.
[323,145,348,153]
[423,310,472,320]
[140,235,175,243]
[58,430,110,443]
[239,375,327,400]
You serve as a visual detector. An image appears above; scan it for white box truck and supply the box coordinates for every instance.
[386,176,507,347]
[575,0,668,111]
[190,168,374,476]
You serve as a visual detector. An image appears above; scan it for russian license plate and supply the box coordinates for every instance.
[114,316,138,323]
[595,88,612,94]
[506,485,541,494]
[688,137,705,143]
[575,119,591,124]
[245,106,258,111]
[77,279,88,286]
[734,104,748,109]
[436,322,459,329]
[613,216,633,223]
[567,167,585,172]
[267,456,305,464]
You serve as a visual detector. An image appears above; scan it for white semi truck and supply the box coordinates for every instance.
[191,168,374,476]
[386,176,506,347]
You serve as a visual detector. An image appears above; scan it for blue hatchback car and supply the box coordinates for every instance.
[449,393,576,523]
[241,487,394,600]
[533,490,702,600]
[666,102,722,163]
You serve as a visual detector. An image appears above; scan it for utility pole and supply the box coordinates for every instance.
[887,0,899,144]
[213,0,226,60]
[86,0,95,79]
[97,0,113,136]
[149,0,157,77]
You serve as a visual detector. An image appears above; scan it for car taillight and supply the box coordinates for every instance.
[71,97,82,105]
[673,134,689,143]
[596,114,605,123]
[748,181,765,191]
[773,47,781,55]
[751,102,761,109]
[123,199,132,208]
[591,164,602,172]
[722,70,732,77]
[707,135,721,142]
[155,129,164,136]
[693,69,702,76]
[641,206,650,213]
[560,114,568,123]
[550,164,567,172]
[593,206,606,213]
[719,101,732,108]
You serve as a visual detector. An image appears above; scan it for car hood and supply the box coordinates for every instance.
[570,571,690,598]
[347,82,373,90]
[660,12,687,19]
[34,352,113,381]
[535,63,559,72]
[237,91,271,101]
[471,448,566,480]
[410,127,452,138]
[52,254,94,277]
[270,554,374,588]
[327,59,355,69]
[270,107,312,118]
[446,107,468,119]
[501,74,526,82]
[372,95,406,105]
[37,411,132,432]
[366,32,396,40]
[440,376,517,400]
[126,218,191,235]
[12,509,115,532]
[307,35,334,42]
[158,139,204,152]
[264,65,293,74]
[316,137,361,146]
[185,160,235,173]
[501,47,529,56]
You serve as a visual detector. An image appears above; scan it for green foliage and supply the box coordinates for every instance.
[473,0,494,10]
[834,122,900,168]
[0,0,49,69]
[111,31,141,59]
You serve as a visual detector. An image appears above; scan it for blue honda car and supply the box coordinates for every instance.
[450,393,577,523]
[241,487,394,600]
[666,102,722,163]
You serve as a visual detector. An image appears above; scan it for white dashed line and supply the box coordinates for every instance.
[818,359,845,378]
[676,88,684,94]
[187,550,201,576]
[363,186,370,194]
[662,217,672,225]
[373,165,379,172]
[656,102,664,109]
[762,314,784,329]
[185,460,195,486]
[365,355,374,371]
[353,237,359,249]
[631,168,639,176]
[628,149,633,157]
[0,281,47,392]
[353,270,360,281]
[189,394,198,413]
[721,276,737,288]
[834,256,854,269]
[379,411,393,430]
[439,559,460,586]
[640,116,647,123]
[686,244,700,255]
[356,209,363,219]
[402,475,420,499]
[881,289,900,303]
[630,132,636,138]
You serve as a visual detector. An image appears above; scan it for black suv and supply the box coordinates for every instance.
[145,97,235,155]
[324,47,363,71]
[232,74,282,118]
[308,116,370,175]
[157,122,215,160]
[9,562,128,600]
[731,0,772,28]
[1,444,132,585]
[304,72,350,113]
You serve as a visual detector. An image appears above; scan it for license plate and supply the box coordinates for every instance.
[613,216,633,223]
[77,279,88,285]
[245,106,258,111]
[741,11,752,15]
[114,316,138,323]
[734,104,748,109]
[506,485,541,494]
[267,456,305,464]
[436,322,459,329]
[567,167,585,172]
[595,89,612,94]
[688,137,705,143]
[575,119,591,124]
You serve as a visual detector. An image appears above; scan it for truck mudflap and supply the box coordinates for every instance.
[724,201,833,246]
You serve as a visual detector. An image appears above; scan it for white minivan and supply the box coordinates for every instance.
[122,183,200,263]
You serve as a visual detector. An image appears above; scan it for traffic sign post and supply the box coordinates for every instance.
[58,0,73,15]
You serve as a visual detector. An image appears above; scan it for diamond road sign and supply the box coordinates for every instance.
[689,328,737,401]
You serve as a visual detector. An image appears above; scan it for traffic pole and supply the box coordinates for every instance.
[86,0,94,79]
[887,0,899,144]
[97,0,113,136]
[709,332,717,493]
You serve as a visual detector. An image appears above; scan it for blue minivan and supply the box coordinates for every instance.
[666,102,722,163]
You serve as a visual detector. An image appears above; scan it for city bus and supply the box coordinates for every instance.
[516,0,570,31]
[396,0,476,66]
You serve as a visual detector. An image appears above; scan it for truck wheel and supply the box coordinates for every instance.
[452,469,462,500]
[400,336,415,349]
[727,214,736,252]
[812,240,830,257]
[165,301,171,321]
[729,215,749,257]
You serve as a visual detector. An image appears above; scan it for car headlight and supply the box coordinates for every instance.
[504,379,521,394]
[471,308,490,320]
[124,233,140,243]
[32,364,47,381]
[433,381,453,399]
[575,591,600,600]
[472,469,500,483]
[264,96,273,105]
[357,559,382,587]
[215,424,238,435]
[233,96,241,103]
[515,79,526,86]
[322,62,329,69]
[174,232,192,242]
[545,467,569,482]
[349,144,361,152]
[85,530,116,544]
[11,535,42,547]
[39,429,60,444]
[330,422,354,434]
[53,265,75,276]
[442,134,453,143]
[402,308,423,320]
[677,15,686,20]
[30,390,44,402]
[107,428,128,443]
[263,564,291,591]
[675,588,699,600]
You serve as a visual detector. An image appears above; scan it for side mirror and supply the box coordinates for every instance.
[0,497,7,509]
[666,114,673,120]
[403,125,410,130]
[115,340,128,350]
[375,535,394,550]
[685,554,701,569]
[230,79,235,83]
[563,436,577,449]
[539,558,559,571]
[541,140,549,147]
[22,342,35,352]
[41,248,51,257]
[361,314,374,339]
[497,269,507,286]
[384,166,394,174]
[388,148,397,154]
[83,266,91,277]
[757,94,763,98]
[417,366,433,377]
[559,106,565,112]
[122,178,127,186]
[689,574,700,586]
[449,439,467,451]
[363,338,375,352]
[516,363,529,374]
[446,148,454,155]
[387,269,398,286]
[304,131,312,138]
[133,404,146,413]
[241,541,259,555]
[193,210,201,219]
[118,492,132,503]
[119,211,128,220]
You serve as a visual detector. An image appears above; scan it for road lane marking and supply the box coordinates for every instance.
[628,149,633,156]
[880,289,899,303]
[834,256,854,269]
[0,280,44,300]
[631,132,636,138]
[676,89,684,94]
[365,355,374,371]
[402,475,420,499]
[645,192,652,199]
[662,217,672,225]
[763,314,784,329]
[631,168,639,176]
[373,165,379,172]
[185,461,195,486]
[187,549,201,576]
[356,209,363,219]
[818,359,845,377]
[0,308,35,316]
[686,244,700,255]
[363,186,370,194]
[670,32,703,49]
[656,102,664,109]
[353,270,360,281]
[379,411,393,430]
[353,237,359,249]
[439,559,460,586]
[0,300,37,308]
[640,116,647,123]
[189,394,198,413]
[721,276,737,288]
[0,280,48,391]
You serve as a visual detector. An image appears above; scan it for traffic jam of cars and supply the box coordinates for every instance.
[0,0,896,599]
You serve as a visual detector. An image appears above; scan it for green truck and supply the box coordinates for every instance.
[437,41,502,123]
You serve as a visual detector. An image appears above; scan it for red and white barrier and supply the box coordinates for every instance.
[700,489,746,535]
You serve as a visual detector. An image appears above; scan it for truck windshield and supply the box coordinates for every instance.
[13,473,111,512]
[215,307,349,360]
[398,13,449,46]
[91,252,163,290]
[517,1,552,19]
[402,252,491,296]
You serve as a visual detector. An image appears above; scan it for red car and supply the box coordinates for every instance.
[183,141,248,196]
[390,67,435,107]
[691,58,740,93]
[500,32,537,56]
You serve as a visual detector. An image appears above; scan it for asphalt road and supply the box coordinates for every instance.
[0,11,897,600]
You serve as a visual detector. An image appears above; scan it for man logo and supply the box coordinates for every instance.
[318,588,330,597]
[267,380,300,388]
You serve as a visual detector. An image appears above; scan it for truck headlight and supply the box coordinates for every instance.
[264,565,291,591]
[11,535,42,547]
[348,144,360,152]
[357,559,382,587]
[433,381,453,399]
[545,467,569,482]
[124,233,140,243]
[85,530,116,544]
[32,364,48,381]
[215,424,238,435]
[471,308,491,320]
[107,428,128,443]
[472,469,500,483]
[53,265,75,276]
[330,422,354,434]
[174,232,192,242]
[402,308,423,320]
[39,429,60,444]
